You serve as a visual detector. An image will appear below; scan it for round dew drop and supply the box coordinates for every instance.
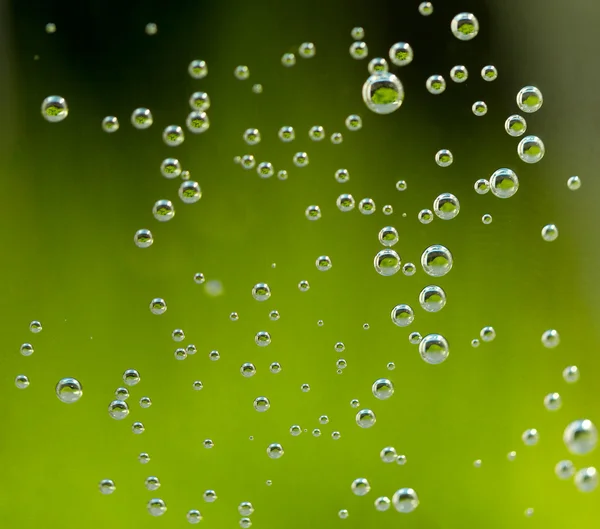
[516,86,543,113]
[392,488,419,513]
[451,12,479,41]
[55,377,83,403]
[41,96,68,122]
[131,107,152,129]
[505,115,527,137]
[368,57,389,74]
[388,42,414,66]
[450,65,468,83]
[433,193,460,220]
[419,334,449,364]
[374,249,401,276]
[102,116,119,132]
[350,41,368,59]
[426,75,446,94]
[490,168,519,198]
[563,419,598,455]
[481,65,498,81]
[362,72,404,114]
[421,245,453,277]
[356,409,376,428]
[391,304,414,327]
[518,135,545,163]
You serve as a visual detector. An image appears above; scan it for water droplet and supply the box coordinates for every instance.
[277,169,288,180]
[396,180,407,191]
[309,125,325,141]
[266,443,284,459]
[541,329,560,348]
[241,363,256,377]
[278,126,295,142]
[504,114,527,137]
[152,200,175,222]
[397,454,407,465]
[131,107,153,129]
[147,498,167,516]
[145,476,160,490]
[426,75,446,94]
[162,125,184,147]
[362,72,405,114]
[433,193,460,220]
[56,377,83,403]
[522,428,539,446]
[208,349,220,361]
[356,409,376,428]
[203,490,217,502]
[409,332,423,344]
[372,378,394,400]
[269,310,280,321]
[178,181,202,204]
[368,57,389,74]
[345,114,363,131]
[160,158,182,178]
[20,343,34,356]
[490,168,519,198]
[298,280,310,292]
[516,86,543,113]
[392,488,419,513]
[351,26,365,39]
[389,42,414,66]
[243,128,261,145]
[301,383,310,392]
[451,12,479,41]
[140,396,152,409]
[281,53,296,67]
[450,65,468,83]
[290,424,302,436]
[293,152,309,167]
[472,101,488,116]
[419,334,449,364]
[15,375,30,389]
[563,365,580,383]
[99,479,116,495]
[189,91,210,111]
[123,369,141,386]
[482,214,493,224]
[351,478,371,496]
[435,149,453,167]
[251,283,271,301]
[336,194,356,212]
[473,459,482,468]
[149,298,167,315]
[391,304,414,327]
[350,399,360,408]
[544,392,562,411]
[188,60,207,79]
[555,460,575,480]
[193,381,203,390]
[108,399,129,420]
[518,135,545,163]
[419,2,434,15]
[252,83,263,94]
[338,509,349,519]
[350,41,368,59]
[359,198,376,214]
[45,22,57,33]
[481,65,498,81]
[257,162,275,178]
[567,176,581,190]
[234,65,250,80]
[507,451,517,461]
[138,452,150,464]
[187,510,203,524]
[474,179,490,194]
[564,419,597,455]
[480,326,496,342]
[299,42,316,58]
[471,338,480,347]
[419,285,446,312]
[380,446,397,463]
[133,229,153,248]
[144,22,157,35]
[203,438,214,449]
[374,249,401,276]
[305,205,322,221]
[402,262,416,276]
[101,116,119,133]
[334,168,350,183]
[115,388,129,401]
[186,111,210,133]
[378,226,399,247]
[575,467,598,492]
[331,132,343,144]
[421,245,453,277]
[541,224,559,242]
[41,95,68,122]
[315,256,332,272]
[255,331,271,347]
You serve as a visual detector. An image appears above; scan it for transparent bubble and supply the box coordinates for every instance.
[241,155,256,169]
[567,176,581,190]
[337,358,347,369]
[133,229,153,249]
[149,298,167,315]
[564,419,597,455]
[312,428,322,437]
[480,326,496,342]
[345,114,363,131]
[504,114,527,137]
[257,162,274,178]
[378,226,399,247]
[362,72,405,114]
[186,344,197,355]
[350,399,360,408]
[481,214,493,224]
[301,383,310,392]
[270,362,282,374]
[144,22,157,35]
[147,498,167,516]
[419,334,449,364]
[451,12,479,40]
[351,478,371,496]
[277,169,288,181]
[186,111,209,134]
[419,2,433,15]
[389,42,414,67]
[101,116,119,133]
[253,396,271,412]
[252,84,263,94]
[178,181,202,204]
[386,362,396,371]
[541,224,559,242]
[188,60,207,79]
[139,396,152,409]
[450,65,468,83]
[421,245,453,277]
[372,378,394,400]
[138,452,150,464]
[41,95,68,122]
[99,479,116,495]
[55,377,83,403]
[381,446,397,463]
[160,158,181,179]
[203,490,217,502]
[374,249,401,276]
[391,304,414,327]
[189,91,210,111]
[397,454,407,465]
[234,65,250,80]
[474,459,482,468]
[298,280,310,292]
[15,375,30,389]
[426,75,446,94]
[471,181,489,198]
[338,509,349,519]
[293,152,309,167]
[396,180,407,191]
[268,310,280,322]
[516,86,543,113]
[174,349,187,363]
[544,392,562,411]
[355,198,375,216]
[435,149,453,167]
[518,135,545,164]
[193,381,203,391]
[131,107,153,129]
[382,204,393,215]
[522,428,539,446]
[278,126,295,142]
[471,339,480,348]
[251,283,271,301]
[152,200,175,222]
[335,169,350,183]
[162,125,184,147]
[481,65,498,81]
[243,128,261,145]
[402,263,416,276]
[575,467,598,493]
[316,255,332,271]
[368,57,389,74]
[507,451,517,461]
[419,285,446,312]
[45,22,57,33]
[417,209,433,224]
[392,488,419,513]
[332,431,341,440]
[108,399,129,420]
[331,132,343,144]
[555,460,575,480]
[299,42,316,58]
[208,349,220,361]
[351,26,365,39]
[542,329,560,348]
[309,125,325,141]
[123,369,140,386]
[254,331,271,347]
[115,387,129,401]
[563,365,580,383]
[290,424,302,436]
[187,510,203,524]
[145,476,160,491]
[20,343,34,356]
[192,272,206,285]
[472,101,488,116]
[409,332,422,345]
[305,205,321,221]
[337,194,356,212]
[433,193,460,220]
[266,443,284,459]
[202,438,214,449]
[356,409,376,428]
[350,41,368,59]
[281,53,296,67]
[490,168,519,198]
[132,424,145,437]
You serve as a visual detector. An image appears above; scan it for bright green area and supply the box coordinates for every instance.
[1,2,599,529]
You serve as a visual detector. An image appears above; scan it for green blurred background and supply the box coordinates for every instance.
[1,0,599,527]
